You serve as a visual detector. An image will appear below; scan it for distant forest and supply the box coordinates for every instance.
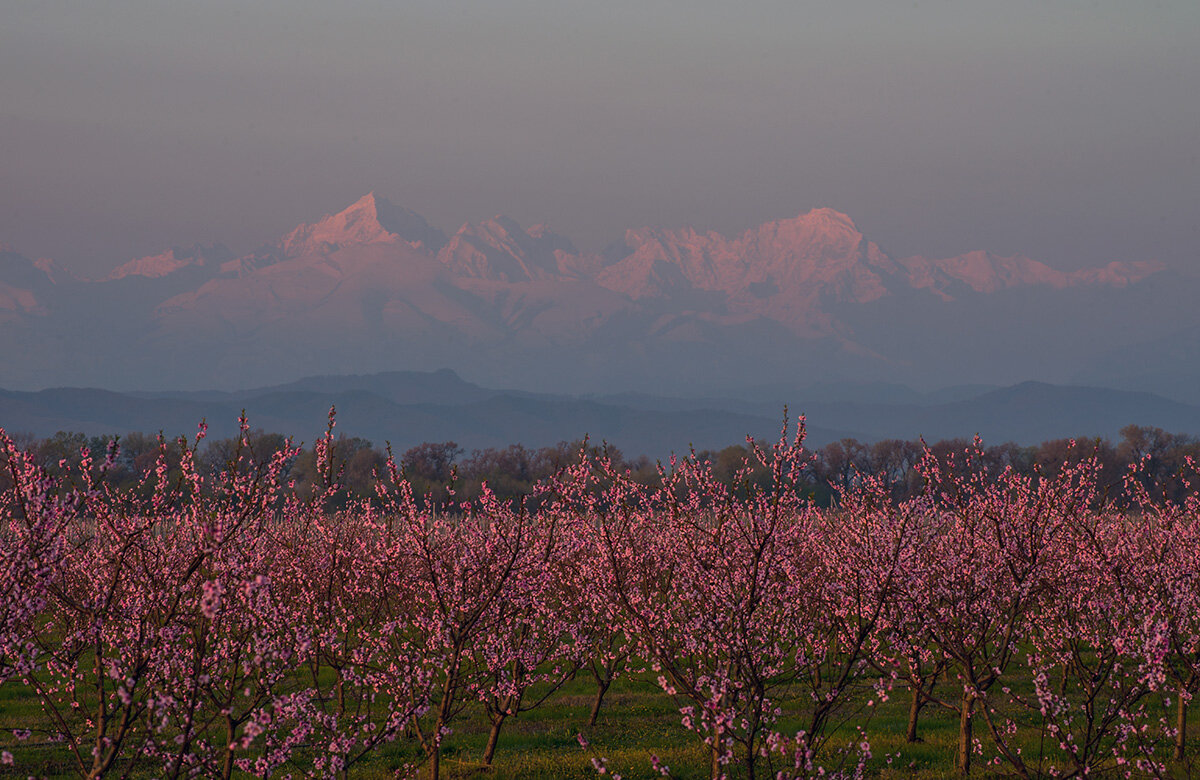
[6,422,1196,508]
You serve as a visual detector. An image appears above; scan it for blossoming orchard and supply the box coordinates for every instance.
[3,410,1200,779]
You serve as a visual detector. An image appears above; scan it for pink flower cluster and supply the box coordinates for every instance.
[3,415,1200,779]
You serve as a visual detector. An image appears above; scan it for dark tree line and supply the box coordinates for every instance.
[4,423,1197,506]
[801,424,1200,505]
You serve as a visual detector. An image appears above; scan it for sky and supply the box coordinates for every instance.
[2,1,1197,277]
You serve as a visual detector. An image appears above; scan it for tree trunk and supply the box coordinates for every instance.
[426,711,449,780]
[427,745,440,780]
[482,712,507,765]
[710,724,723,780]
[427,650,460,780]
[222,717,236,780]
[957,688,975,776]
[1176,695,1187,761]
[906,685,924,743]
[588,678,611,727]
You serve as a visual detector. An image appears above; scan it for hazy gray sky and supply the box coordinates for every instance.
[2,1,1197,275]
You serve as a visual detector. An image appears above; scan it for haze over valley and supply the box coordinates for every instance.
[3,2,1197,450]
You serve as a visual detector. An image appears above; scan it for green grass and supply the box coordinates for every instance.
[1,668,1195,778]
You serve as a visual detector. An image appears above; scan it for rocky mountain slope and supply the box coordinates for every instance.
[0,194,1191,396]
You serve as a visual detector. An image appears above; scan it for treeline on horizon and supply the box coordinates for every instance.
[5,417,1196,506]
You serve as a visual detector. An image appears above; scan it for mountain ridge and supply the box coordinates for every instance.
[0,193,1191,396]
[1,194,1166,296]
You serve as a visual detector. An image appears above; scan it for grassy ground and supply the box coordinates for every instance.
[0,669,1191,778]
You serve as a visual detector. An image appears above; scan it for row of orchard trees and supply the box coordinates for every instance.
[16,422,1199,508]
[3,429,654,507]
[3,411,1200,778]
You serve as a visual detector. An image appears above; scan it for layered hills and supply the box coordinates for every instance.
[4,370,1199,457]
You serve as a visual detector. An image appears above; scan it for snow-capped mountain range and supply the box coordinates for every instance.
[1,193,1194,398]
